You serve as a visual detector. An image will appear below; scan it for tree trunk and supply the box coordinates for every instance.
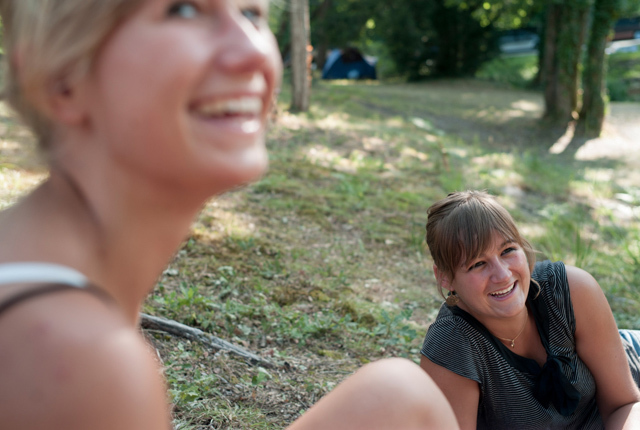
[290,0,311,112]
[576,0,620,137]
[543,1,592,124]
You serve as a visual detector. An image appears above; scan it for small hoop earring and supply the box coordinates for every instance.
[446,290,460,306]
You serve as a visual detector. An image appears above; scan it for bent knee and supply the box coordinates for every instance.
[354,358,457,428]
[356,357,440,398]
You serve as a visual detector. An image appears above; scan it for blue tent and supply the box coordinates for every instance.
[322,48,377,80]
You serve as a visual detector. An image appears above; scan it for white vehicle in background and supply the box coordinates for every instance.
[498,29,540,55]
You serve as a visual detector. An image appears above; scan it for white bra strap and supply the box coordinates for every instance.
[0,263,88,288]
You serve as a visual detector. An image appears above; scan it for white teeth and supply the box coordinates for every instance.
[196,97,263,116]
[490,284,514,297]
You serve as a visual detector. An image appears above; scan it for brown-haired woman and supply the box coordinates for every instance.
[0,1,458,429]
[421,190,640,430]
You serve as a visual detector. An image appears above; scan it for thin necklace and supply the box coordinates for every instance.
[494,308,528,348]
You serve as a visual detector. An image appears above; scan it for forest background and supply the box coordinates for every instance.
[1,0,640,428]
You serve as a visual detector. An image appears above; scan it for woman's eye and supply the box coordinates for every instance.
[167,2,200,18]
[502,247,516,255]
[469,261,484,271]
[241,7,264,26]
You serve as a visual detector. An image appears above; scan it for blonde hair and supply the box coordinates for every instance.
[0,0,143,148]
[425,190,537,298]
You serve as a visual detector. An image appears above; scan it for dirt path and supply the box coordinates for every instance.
[572,103,640,162]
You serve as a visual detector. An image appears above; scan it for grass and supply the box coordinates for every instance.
[1,74,640,428]
[608,51,640,101]
[476,53,539,88]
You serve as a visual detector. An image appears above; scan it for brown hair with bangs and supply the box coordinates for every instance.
[425,190,536,298]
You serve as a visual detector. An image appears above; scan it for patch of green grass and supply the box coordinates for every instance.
[518,151,578,196]
[532,203,597,269]
[476,54,539,88]
[608,51,640,102]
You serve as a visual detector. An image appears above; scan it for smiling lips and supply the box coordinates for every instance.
[490,282,516,298]
[192,96,264,117]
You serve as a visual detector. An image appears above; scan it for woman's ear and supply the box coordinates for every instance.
[11,45,89,126]
[433,265,451,290]
[46,75,89,126]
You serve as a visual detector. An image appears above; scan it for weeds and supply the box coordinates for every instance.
[373,308,418,348]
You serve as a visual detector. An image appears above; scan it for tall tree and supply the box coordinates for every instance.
[542,0,593,123]
[576,0,621,137]
[577,0,640,137]
[290,0,311,112]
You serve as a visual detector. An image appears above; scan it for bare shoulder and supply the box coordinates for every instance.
[565,264,601,294]
[564,264,608,316]
[0,288,171,430]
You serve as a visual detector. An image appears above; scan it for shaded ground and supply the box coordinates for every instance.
[576,103,640,163]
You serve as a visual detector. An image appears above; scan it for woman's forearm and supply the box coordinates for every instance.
[605,402,640,430]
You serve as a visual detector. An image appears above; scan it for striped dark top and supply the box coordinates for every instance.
[421,260,640,430]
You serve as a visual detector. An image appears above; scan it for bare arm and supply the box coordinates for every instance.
[420,355,479,430]
[567,265,640,430]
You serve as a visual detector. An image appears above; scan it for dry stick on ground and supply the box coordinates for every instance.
[139,313,275,369]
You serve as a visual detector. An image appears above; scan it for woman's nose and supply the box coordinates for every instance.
[217,14,272,74]
[490,259,511,283]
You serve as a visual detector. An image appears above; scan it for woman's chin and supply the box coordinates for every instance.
[207,155,269,194]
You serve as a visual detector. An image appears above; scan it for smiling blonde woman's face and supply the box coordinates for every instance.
[2,0,282,195]
[74,0,282,194]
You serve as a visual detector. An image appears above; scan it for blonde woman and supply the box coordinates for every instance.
[0,1,457,429]
[421,190,640,429]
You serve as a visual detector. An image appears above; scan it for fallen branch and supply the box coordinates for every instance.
[139,313,274,369]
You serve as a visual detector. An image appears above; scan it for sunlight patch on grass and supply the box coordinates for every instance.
[400,146,429,161]
[314,112,356,131]
[472,152,515,168]
[518,223,547,241]
[510,99,541,112]
[362,136,388,152]
[384,117,406,128]
[303,145,370,174]
[0,169,46,209]
[191,199,260,242]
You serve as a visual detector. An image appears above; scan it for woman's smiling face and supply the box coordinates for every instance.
[80,0,282,195]
[443,230,531,323]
